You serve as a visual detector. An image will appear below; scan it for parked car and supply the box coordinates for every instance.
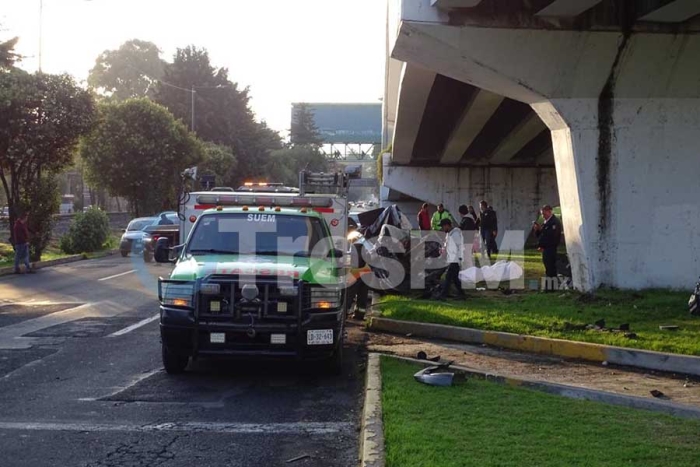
[119,217,157,257]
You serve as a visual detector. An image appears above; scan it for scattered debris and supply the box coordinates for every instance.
[623,387,629,390]
[624,332,638,340]
[406,333,413,337]
[427,355,441,362]
[602,361,609,366]
[416,351,427,360]
[619,323,630,331]
[659,325,679,331]
[286,454,310,463]
[594,319,606,329]
[650,389,666,399]
[414,361,455,387]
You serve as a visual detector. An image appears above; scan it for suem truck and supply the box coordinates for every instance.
[154,172,350,374]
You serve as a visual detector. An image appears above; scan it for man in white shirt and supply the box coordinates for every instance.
[437,218,465,300]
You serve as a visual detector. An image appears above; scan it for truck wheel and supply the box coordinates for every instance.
[120,250,128,258]
[162,344,188,374]
[326,335,344,375]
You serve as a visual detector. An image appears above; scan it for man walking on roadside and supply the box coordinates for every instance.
[437,218,465,300]
[479,200,499,259]
[533,204,562,291]
[13,211,33,274]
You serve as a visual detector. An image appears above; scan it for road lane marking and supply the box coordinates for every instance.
[79,368,164,401]
[0,420,353,435]
[98,270,136,281]
[0,301,129,349]
[108,314,159,337]
[0,301,83,308]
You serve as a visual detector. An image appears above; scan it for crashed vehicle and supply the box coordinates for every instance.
[359,205,446,295]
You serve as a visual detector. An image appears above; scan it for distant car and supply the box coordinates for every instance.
[119,217,157,257]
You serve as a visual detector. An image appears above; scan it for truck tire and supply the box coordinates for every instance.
[326,334,344,375]
[162,344,188,374]
[120,250,128,258]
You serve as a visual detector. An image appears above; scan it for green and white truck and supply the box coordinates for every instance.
[154,172,350,374]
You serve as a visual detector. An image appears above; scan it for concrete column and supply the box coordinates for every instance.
[391,19,700,290]
[536,98,700,290]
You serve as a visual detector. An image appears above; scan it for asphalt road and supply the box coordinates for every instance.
[0,256,365,467]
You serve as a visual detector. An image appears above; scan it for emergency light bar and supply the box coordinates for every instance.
[195,194,333,208]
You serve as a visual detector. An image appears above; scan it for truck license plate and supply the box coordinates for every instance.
[210,332,225,344]
[307,329,333,345]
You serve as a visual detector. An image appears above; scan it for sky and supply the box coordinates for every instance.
[0,0,386,135]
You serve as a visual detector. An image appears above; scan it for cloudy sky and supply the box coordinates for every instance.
[0,0,386,134]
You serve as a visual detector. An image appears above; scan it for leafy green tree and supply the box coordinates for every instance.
[266,145,329,186]
[154,45,282,185]
[21,176,60,261]
[88,39,165,101]
[60,207,110,254]
[198,142,237,189]
[0,69,96,255]
[81,99,204,217]
[0,36,19,68]
[290,103,322,147]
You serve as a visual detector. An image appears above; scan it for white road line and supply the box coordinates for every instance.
[0,301,83,308]
[98,269,136,281]
[0,420,353,435]
[108,314,159,337]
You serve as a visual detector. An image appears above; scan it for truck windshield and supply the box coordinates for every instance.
[186,213,330,258]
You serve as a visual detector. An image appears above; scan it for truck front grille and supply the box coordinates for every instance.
[197,276,303,323]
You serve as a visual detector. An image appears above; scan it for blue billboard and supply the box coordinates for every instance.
[292,103,382,144]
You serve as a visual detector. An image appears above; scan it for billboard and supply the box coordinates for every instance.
[291,103,381,144]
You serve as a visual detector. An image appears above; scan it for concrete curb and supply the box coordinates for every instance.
[360,353,385,467]
[0,249,121,277]
[368,317,700,377]
[387,354,700,420]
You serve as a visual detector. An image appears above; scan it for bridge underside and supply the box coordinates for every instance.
[384,0,700,290]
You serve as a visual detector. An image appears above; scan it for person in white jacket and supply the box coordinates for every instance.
[437,218,465,300]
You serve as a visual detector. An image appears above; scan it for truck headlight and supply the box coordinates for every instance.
[310,286,341,309]
[162,282,194,308]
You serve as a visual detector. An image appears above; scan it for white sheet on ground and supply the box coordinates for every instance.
[458,260,524,283]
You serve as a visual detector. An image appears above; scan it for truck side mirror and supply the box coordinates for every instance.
[154,237,171,263]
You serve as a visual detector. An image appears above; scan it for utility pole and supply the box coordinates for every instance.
[191,85,196,132]
[38,0,43,72]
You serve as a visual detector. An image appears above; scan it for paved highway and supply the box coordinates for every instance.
[0,256,364,467]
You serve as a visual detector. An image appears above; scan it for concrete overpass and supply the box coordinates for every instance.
[382,0,700,291]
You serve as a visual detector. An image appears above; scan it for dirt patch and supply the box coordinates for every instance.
[366,330,700,407]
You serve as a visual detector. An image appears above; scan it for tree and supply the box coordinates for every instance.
[198,142,237,189]
[88,39,165,101]
[81,99,204,217]
[266,145,329,187]
[0,69,96,257]
[290,103,322,147]
[154,45,282,185]
[0,36,19,69]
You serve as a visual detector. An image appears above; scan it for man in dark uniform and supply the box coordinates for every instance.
[478,200,498,259]
[533,205,562,291]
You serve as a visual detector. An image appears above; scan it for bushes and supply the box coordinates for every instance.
[60,207,110,254]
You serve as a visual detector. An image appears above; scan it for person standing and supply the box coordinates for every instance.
[479,200,498,259]
[458,205,477,268]
[467,205,481,254]
[431,203,453,231]
[533,205,562,291]
[417,203,432,231]
[13,211,33,274]
[437,218,465,300]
